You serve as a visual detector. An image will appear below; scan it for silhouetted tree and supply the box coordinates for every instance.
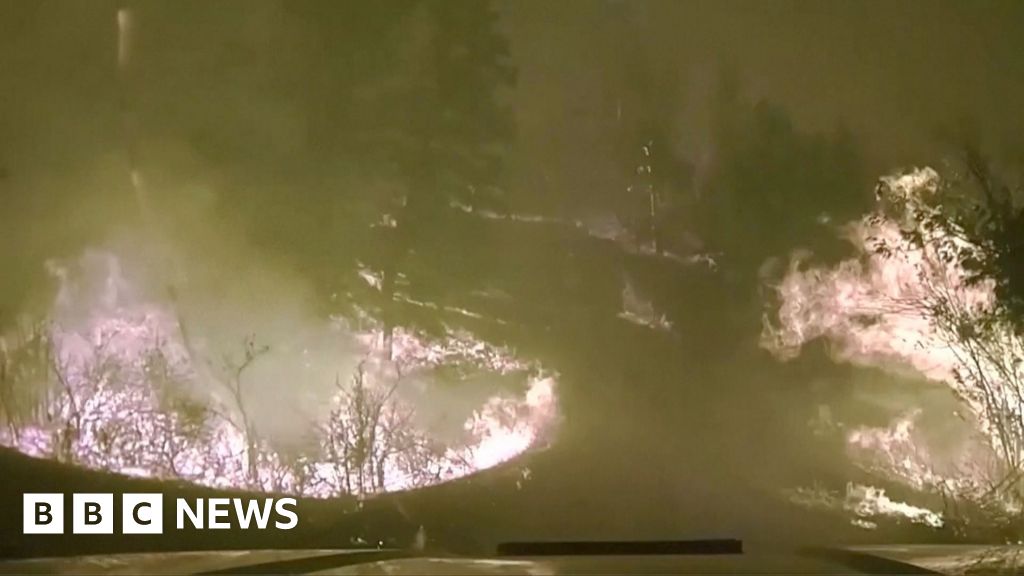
[320,361,446,496]
[354,0,516,359]
[213,335,270,489]
[859,155,1024,526]
[605,0,690,256]
[912,148,1024,333]
[698,78,868,282]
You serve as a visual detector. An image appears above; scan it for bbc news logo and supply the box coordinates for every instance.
[23,494,298,534]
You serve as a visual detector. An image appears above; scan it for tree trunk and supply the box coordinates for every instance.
[381,265,396,362]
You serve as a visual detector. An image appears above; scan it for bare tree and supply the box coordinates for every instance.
[0,321,51,444]
[864,161,1024,517]
[201,334,270,490]
[0,317,224,483]
[320,361,444,496]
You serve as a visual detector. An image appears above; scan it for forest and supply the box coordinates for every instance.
[2,0,1024,555]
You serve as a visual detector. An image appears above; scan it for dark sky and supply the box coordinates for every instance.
[503,0,1024,207]
[3,0,1023,248]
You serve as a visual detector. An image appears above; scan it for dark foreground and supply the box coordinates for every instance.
[4,543,1024,575]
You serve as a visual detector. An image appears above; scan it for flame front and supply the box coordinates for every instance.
[764,167,1024,521]
[0,250,560,498]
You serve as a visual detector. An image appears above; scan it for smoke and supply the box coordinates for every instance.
[0,2,566,497]
[4,218,561,494]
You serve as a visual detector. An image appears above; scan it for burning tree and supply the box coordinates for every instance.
[0,313,240,484]
[763,154,1024,531]
[867,158,1024,518]
[0,248,559,498]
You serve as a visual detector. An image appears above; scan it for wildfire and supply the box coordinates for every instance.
[763,167,1023,521]
[846,483,944,529]
[0,250,560,498]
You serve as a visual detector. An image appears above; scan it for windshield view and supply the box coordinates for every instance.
[2,1,1024,574]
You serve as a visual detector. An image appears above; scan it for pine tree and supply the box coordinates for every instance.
[361,0,517,359]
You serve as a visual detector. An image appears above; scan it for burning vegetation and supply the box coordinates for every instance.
[0,249,559,498]
[764,159,1024,534]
